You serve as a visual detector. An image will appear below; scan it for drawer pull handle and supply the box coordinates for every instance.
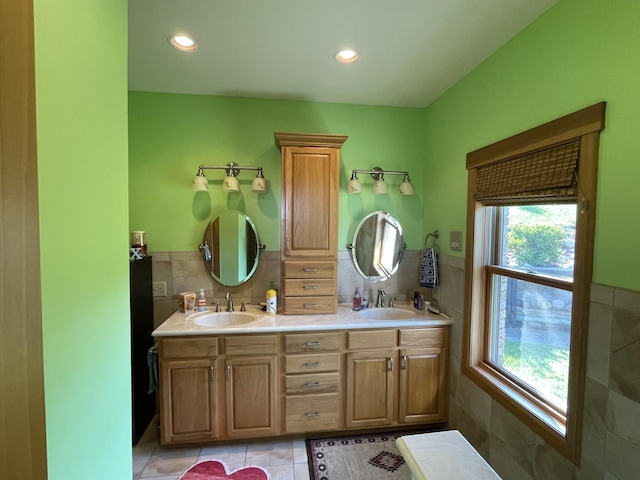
[303,285,317,289]
[226,365,231,381]
[304,381,322,388]
[304,341,320,347]
[402,355,407,370]
[303,268,317,272]
[210,366,215,382]
[304,362,321,367]
[387,357,393,372]
[303,304,318,309]
[304,412,320,418]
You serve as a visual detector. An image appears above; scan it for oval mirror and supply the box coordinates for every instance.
[349,211,405,282]
[199,210,263,286]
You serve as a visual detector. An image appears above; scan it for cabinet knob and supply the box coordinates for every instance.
[226,365,231,381]
[210,366,215,382]
[387,357,394,372]
[401,356,407,370]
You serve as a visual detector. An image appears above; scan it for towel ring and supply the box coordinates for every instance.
[424,230,439,248]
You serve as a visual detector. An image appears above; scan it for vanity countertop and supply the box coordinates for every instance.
[152,304,452,337]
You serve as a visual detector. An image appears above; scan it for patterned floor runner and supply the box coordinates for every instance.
[306,428,441,480]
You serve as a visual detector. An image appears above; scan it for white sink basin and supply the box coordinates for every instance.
[357,308,416,321]
[190,312,257,327]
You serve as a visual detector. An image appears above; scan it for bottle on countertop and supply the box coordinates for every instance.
[198,289,207,312]
[353,287,362,311]
[415,293,423,310]
[266,282,277,315]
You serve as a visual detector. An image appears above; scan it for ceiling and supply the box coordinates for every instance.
[128,0,557,108]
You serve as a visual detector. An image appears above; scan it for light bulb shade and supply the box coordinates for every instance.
[347,178,362,194]
[372,179,388,195]
[222,175,240,192]
[399,180,414,196]
[192,175,208,191]
[252,176,267,193]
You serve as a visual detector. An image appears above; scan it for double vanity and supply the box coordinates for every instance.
[153,305,451,446]
[155,131,449,446]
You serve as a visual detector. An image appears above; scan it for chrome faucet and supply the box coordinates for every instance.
[376,289,386,307]
[225,292,234,312]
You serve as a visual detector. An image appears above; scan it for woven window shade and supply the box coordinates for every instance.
[474,139,580,205]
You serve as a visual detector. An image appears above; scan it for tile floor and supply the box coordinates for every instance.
[133,420,310,480]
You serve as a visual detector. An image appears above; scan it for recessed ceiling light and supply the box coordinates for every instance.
[168,35,198,53]
[335,49,359,64]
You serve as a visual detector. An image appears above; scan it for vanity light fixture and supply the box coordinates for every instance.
[192,163,267,193]
[346,167,414,196]
[168,34,198,52]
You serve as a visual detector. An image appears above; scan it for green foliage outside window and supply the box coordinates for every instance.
[508,224,564,266]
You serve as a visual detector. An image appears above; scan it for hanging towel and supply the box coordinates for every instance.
[420,247,439,288]
[147,344,159,394]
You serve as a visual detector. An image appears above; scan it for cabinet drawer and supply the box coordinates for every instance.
[282,296,337,314]
[283,261,335,278]
[224,335,278,355]
[161,337,218,358]
[283,278,335,296]
[347,330,396,350]
[285,353,340,374]
[285,393,340,433]
[399,328,445,347]
[285,332,340,353]
[285,372,340,395]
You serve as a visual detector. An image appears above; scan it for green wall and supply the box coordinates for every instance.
[421,0,640,291]
[34,1,131,479]
[128,93,426,253]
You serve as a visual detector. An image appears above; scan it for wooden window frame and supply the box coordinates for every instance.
[462,103,606,463]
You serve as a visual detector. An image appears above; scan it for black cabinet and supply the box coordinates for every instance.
[130,256,155,445]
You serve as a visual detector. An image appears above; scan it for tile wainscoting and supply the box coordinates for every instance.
[148,249,423,329]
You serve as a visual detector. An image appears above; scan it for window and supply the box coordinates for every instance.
[463,103,606,463]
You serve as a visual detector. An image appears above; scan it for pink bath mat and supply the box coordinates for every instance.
[179,460,270,480]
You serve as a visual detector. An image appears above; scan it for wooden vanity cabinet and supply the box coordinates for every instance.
[345,330,396,428]
[283,332,341,433]
[157,325,447,446]
[398,328,448,424]
[158,337,220,444]
[345,328,448,429]
[275,132,347,314]
[223,335,278,438]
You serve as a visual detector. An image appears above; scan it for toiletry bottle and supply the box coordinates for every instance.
[353,288,361,310]
[416,293,423,310]
[266,283,277,315]
[198,289,207,311]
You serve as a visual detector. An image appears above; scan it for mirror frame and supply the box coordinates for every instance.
[199,210,264,286]
[348,210,406,282]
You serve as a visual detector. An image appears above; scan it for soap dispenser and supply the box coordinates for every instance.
[353,288,361,311]
[198,289,207,312]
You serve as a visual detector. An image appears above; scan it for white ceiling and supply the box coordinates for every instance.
[128,0,557,108]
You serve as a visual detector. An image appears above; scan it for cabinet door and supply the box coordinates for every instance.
[345,350,395,428]
[282,147,339,258]
[398,348,446,424]
[225,356,278,438]
[160,358,217,444]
